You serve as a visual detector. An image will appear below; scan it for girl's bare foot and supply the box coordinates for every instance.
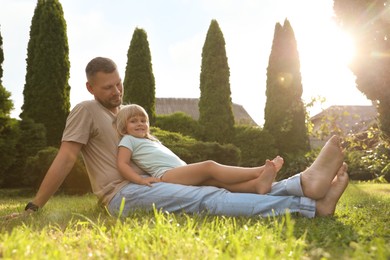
[316,163,349,216]
[301,135,344,200]
[272,156,284,172]
[256,160,277,194]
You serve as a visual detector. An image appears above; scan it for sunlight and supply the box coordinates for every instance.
[294,17,366,110]
[298,21,356,79]
[331,27,355,66]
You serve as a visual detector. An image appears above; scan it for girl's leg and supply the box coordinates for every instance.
[162,160,277,194]
[162,156,283,186]
[203,160,277,194]
[162,160,264,185]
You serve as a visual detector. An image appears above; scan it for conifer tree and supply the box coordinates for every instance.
[0,27,3,81]
[264,19,309,155]
[0,27,17,186]
[199,20,234,144]
[334,0,390,143]
[20,0,70,146]
[0,28,13,122]
[123,28,156,124]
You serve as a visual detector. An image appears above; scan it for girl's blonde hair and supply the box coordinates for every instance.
[115,104,155,140]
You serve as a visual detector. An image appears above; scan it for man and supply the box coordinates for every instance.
[21,57,349,218]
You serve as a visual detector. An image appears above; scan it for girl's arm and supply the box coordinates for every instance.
[117,147,160,186]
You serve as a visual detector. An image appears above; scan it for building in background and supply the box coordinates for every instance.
[155,98,257,126]
[310,105,377,148]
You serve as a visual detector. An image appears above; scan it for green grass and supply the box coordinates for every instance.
[1,183,389,259]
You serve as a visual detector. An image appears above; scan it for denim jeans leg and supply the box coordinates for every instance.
[108,180,316,218]
[269,173,305,196]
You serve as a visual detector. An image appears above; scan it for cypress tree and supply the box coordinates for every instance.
[264,19,310,155]
[0,26,3,81]
[334,0,390,143]
[199,20,234,144]
[0,27,13,124]
[0,27,18,187]
[20,0,70,146]
[123,28,156,124]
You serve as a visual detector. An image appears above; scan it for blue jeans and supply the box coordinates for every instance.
[107,173,316,218]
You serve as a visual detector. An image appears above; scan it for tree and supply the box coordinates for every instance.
[0,25,3,81]
[264,19,310,155]
[198,20,234,144]
[123,28,156,124]
[333,0,390,143]
[20,0,70,146]
[0,26,18,187]
[0,28,9,113]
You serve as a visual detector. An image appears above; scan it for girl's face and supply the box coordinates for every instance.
[126,115,149,138]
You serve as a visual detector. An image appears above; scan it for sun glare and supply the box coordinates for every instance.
[295,17,363,109]
[298,21,355,76]
[331,27,355,66]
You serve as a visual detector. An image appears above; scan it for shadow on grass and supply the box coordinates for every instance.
[293,182,390,258]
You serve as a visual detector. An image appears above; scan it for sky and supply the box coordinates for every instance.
[0,0,372,125]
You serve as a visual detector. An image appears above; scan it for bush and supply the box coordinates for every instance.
[24,147,91,194]
[152,127,240,165]
[382,163,390,182]
[343,128,390,181]
[232,126,277,166]
[0,119,19,187]
[345,150,376,180]
[4,118,47,188]
[276,150,313,180]
[155,113,201,138]
[179,142,240,165]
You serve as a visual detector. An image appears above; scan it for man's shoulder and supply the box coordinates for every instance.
[75,100,98,109]
[71,100,101,113]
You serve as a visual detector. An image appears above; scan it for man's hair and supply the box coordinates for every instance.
[85,57,117,81]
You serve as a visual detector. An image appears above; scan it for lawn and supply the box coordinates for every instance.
[1,182,389,259]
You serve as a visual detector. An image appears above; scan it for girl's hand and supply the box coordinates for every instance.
[138,177,161,187]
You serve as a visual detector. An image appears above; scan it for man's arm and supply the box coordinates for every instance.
[29,141,83,209]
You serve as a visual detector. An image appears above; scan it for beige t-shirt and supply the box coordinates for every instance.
[62,100,129,205]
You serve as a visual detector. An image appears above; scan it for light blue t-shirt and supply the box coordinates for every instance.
[118,135,187,178]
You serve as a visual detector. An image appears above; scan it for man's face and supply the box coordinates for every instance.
[87,70,123,113]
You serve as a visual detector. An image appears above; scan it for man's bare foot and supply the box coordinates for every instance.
[301,135,344,200]
[256,160,277,194]
[272,156,284,172]
[316,162,349,216]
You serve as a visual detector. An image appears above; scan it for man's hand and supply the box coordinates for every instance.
[2,210,34,220]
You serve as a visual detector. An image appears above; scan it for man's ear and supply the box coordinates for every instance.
[86,82,94,94]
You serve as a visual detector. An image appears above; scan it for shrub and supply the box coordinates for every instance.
[155,112,201,138]
[0,119,19,187]
[24,147,91,194]
[232,126,277,166]
[382,163,390,182]
[343,128,390,181]
[276,150,312,180]
[4,118,46,188]
[151,127,240,165]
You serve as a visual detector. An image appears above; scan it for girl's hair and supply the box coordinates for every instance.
[115,104,156,140]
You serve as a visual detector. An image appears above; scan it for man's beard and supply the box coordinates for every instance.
[97,96,122,110]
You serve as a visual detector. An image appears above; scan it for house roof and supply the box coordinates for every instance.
[310,105,377,135]
[155,97,258,126]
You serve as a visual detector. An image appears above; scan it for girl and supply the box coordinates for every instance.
[116,104,284,194]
